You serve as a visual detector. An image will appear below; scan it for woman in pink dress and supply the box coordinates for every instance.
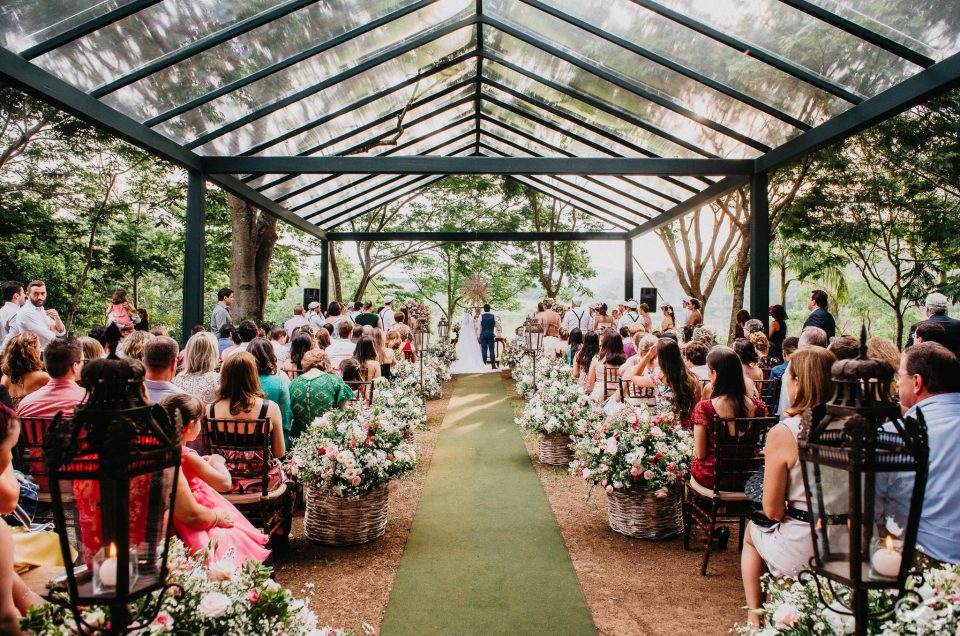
[163,394,270,565]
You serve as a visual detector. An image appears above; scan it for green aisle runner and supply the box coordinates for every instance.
[381,373,595,636]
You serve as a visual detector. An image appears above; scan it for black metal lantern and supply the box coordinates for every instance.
[523,317,545,391]
[437,316,449,343]
[798,329,928,636]
[44,358,182,634]
[414,319,431,390]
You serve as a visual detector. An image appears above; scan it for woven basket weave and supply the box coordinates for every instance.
[606,485,683,540]
[537,433,575,466]
[500,368,512,379]
[303,483,389,546]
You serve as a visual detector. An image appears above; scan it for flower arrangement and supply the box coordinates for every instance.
[431,342,457,368]
[287,403,417,499]
[515,368,602,436]
[570,404,693,494]
[512,355,567,399]
[392,357,443,399]
[21,539,346,636]
[372,377,427,433]
[734,564,960,635]
[400,299,431,326]
[501,339,526,370]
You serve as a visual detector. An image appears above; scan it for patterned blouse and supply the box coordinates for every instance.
[289,373,354,441]
[174,371,220,404]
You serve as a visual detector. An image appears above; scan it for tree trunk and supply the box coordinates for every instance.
[726,240,751,344]
[228,194,278,322]
[329,242,343,304]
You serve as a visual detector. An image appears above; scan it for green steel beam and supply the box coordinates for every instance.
[478,113,680,207]
[203,155,753,175]
[475,0,485,155]
[776,0,934,68]
[749,171,770,324]
[143,0,442,126]
[182,170,206,336]
[627,0,862,104]
[91,0,320,97]
[241,53,477,160]
[626,175,749,238]
[20,0,164,59]
[755,51,960,173]
[519,0,810,130]
[482,15,771,153]
[327,231,629,241]
[185,15,478,149]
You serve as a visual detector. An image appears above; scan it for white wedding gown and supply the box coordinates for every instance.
[449,313,494,374]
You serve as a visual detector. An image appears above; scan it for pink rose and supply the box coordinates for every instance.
[605,484,614,494]
[650,426,664,438]
[643,470,654,480]
[349,475,362,487]
[773,603,801,629]
[150,611,174,632]
[654,487,668,499]
[199,592,231,619]
[247,589,260,604]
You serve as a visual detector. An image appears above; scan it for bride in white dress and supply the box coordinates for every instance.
[449,311,494,374]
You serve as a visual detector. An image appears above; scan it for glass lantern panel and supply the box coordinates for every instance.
[872,468,917,581]
[803,461,851,579]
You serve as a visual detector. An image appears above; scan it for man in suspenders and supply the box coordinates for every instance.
[617,299,641,331]
[379,296,397,331]
[562,298,592,333]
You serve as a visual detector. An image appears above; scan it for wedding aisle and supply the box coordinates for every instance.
[381,373,595,635]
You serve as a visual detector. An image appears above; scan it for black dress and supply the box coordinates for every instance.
[380,363,393,381]
[768,319,786,359]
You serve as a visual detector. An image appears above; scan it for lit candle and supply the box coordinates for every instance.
[871,536,902,578]
[99,543,118,587]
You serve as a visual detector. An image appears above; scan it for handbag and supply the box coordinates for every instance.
[744,468,777,528]
[3,471,39,527]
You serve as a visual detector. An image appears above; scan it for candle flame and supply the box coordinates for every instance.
[108,542,117,559]
[886,536,894,551]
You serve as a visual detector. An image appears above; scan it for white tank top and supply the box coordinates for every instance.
[781,415,808,511]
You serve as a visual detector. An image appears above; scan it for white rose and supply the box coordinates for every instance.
[264,578,282,594]
[207,556,236,581]
[199,592,231,619]
[604,436,618,455]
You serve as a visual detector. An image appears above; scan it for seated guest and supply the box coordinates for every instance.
[566,328,583,366]
[742,346,836,627]
[397,324,417,362]
[269,327,290,367]
[684,341,710,382]
[692,326,718,348]
[827,335,860,361]
[17,336,86,418]
[247,339,292,448]
[216,325,234,355]
[622,338,701,424]
[289,351,353,441]
[371,328,394,380]
[879,343,960,566]
[573,331,600,392]
[354,336,381,380]
[749,331,777,366]
[777,326,829,420]
[350,324,364,345]
[588,329,627,402]
[143,337,184,404]
[326,321,357,369]
[867,336,900,399]
[619,327,636,358]
[164,394,269,564]
[552,328,570,360]
[78,336,104,365]
[690,347,768,489]
[211,353,285,494]
[734,309,750,340]
[339,358,365,395]
[0,333,49,409]
[223,320,258,359]
[914,320,947,347]
[733,338,762,399]
[281,333,315,375]
[743,319,765,337]
[768,337,799,414]
[315,328,331,350]
[118,329,152,361]
[0,405,46,628]
[174,332,220,404]
[219,328,242,361]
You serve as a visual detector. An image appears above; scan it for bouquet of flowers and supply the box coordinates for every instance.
[372,376,427,433]
[287,403,417,499]
[501,339,526,369]
[516,370,601,436]
[393,357,443,399]
[570,404,693,494]
[431,342,457,368]
[734,563,960,635]
[21,539,345,636]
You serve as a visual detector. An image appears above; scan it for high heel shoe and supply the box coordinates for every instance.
[713,526,730,551]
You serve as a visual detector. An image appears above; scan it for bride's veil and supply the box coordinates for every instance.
[459,311,476,342]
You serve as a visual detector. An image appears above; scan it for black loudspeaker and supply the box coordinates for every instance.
[639,287,657,310]
[303,287,320,308]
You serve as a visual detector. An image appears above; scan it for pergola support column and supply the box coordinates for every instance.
[319,240,330,310]
[749,172,770,327]
[624,239,634,301]
[182,171,206,341]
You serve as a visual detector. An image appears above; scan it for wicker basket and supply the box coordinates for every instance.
[537,432,575,466]
[500,367,512,379]
[303,483,389,546]
[606,485,683,540]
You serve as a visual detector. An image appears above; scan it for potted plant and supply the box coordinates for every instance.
[571,405,693,539]
[288,404,417,545]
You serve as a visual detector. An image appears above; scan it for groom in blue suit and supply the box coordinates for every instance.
[479,304,497,369]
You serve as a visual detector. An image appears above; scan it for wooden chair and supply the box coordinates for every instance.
[204,416,289,540]
[602,365,621,400]
[683,414,777,575]
[284,368,303,381]
[754,377,782,413]
[347,380,375,406]
[15,416,70,498]
[620,379,656,406]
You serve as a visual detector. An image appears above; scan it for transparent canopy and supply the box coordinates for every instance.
[1,0,957,232]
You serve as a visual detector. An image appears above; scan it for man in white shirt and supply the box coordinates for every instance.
[284,305,310,339]
[326,321,357,368]
[562,297,592,333]
[307,301,325,331]
[14,280,65,351]
[0,281,25,353]
[617,300,642,331]
[677,300,692,330]
[379,296,397,331]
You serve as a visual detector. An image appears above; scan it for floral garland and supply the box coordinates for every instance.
[431,342,457,368]
[393,357,446,400]
[372,377,427,433]
[400,299,431,326]
[570,404,693,494]
[734,564,960,635]
[21,539,345,636]
[515,367,602,436]
[287,403,417,499]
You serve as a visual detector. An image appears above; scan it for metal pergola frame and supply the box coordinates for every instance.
[1,1,958,333]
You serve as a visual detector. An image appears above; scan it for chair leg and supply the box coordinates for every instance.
[683,505,693,551]
[700,500,718,576]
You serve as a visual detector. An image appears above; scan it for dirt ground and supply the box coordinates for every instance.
[272,378,456,634]
[508,376,746,636]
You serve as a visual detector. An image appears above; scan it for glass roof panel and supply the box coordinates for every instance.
[502,173,629,230]
[182,27,476,155]
[319,175,448,229]
[484,26,762,158]
[652,0,919,97]
[101,0,471,123]
[32,0,293,91]
[487,0,797,149]
[1,0,139,52]
[546,0,850,126]
[805,0,960,61]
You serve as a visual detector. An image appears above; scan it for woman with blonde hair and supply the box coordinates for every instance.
[741,346,835,627]
[175,331,221,404]
[78,336,104,366]
[119,330,153,361]
[867,336,900,398]
[371,328,395,379]
[0,333,49,408]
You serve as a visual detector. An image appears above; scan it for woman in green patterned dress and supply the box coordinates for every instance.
[288,349,354,442]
